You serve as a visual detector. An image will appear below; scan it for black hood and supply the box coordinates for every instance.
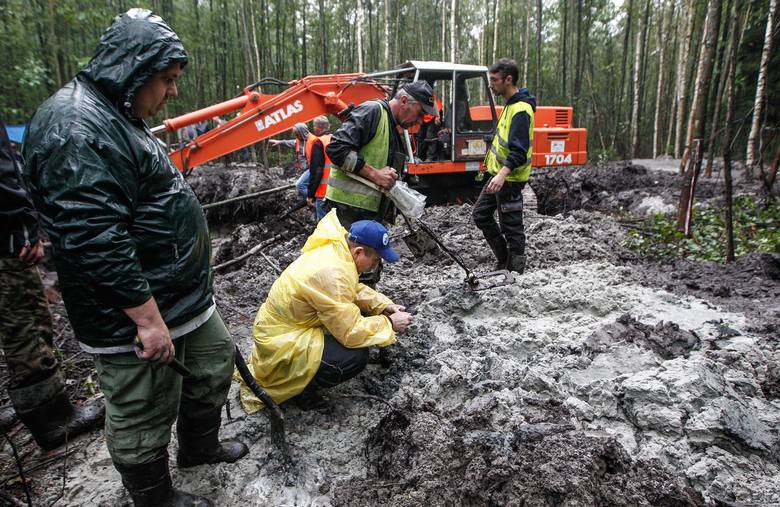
[79,8,187,117]
[508,87,537,112]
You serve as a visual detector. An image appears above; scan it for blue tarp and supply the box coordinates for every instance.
[5,124,25,144]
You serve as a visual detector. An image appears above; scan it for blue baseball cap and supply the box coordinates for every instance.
[348,220,400,262]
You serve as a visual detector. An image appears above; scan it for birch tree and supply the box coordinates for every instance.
[745,0,778,178]
[677,0,722,234]
[630,0,650,158]
[674,0,695,159]
[356,0,365,72]
[653,1,673,158]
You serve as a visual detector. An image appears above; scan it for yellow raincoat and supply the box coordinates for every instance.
[237,209,396,413]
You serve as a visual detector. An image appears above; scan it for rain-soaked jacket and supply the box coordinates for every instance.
[22,10,214,352]
[238,209,396,413]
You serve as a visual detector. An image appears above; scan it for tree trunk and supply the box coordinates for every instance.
[745,0,777,178]
[535,0,542,101]
[573,0,583,110]
[523,0,531,84]
[705,0,737,177]
[721,0,745,262]
[674,0,696,160]
[767,144,780,190]
[613,0,633,152]
[318,0,327,73]
[630,0,650,158]
[250,4,262,77]
[492,0,500,62]
[45,0,63,88]
[653,1,673,158]
[561,0,568,100]
[384,0,390,67]
[302,1,307,76]
[356,0,365,72]
[450,0,458,62]
[677,0,722,233]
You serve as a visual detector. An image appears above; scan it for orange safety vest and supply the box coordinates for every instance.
[314,134,333,198]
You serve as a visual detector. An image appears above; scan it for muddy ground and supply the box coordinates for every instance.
[1,161,778,506]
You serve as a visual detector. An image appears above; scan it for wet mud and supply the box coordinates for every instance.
[2,162,779,506]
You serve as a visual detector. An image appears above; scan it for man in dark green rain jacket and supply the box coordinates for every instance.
[23,9,246,506]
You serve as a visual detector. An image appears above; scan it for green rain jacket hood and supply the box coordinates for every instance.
[22,9,214,350]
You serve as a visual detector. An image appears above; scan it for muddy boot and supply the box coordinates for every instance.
[176,408,248,469]
[289,385,329,411]
[486,236,508,270]
[506,253,526,274]
[115,455,213,507]
[8,372,105,451]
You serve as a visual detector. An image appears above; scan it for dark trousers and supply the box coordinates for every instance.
[310,334,369,389]
[472,179,526,255]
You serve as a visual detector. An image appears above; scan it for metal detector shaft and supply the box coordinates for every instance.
[409,218,478,286]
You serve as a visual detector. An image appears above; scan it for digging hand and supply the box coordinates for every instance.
[389,311,413,333]
[382,304,406,315]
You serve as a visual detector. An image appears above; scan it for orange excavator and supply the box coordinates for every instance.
[152,60,587,204]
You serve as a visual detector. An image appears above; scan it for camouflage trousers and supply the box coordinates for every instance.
[0,258,58,389]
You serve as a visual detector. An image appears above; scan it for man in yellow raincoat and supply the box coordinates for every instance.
[238,209,413,412]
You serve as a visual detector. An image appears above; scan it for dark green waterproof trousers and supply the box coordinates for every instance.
[94,311,235,465]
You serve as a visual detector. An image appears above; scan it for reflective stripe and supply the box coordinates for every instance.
[325,176,382,197]
[496,136,509,148]
[490,144,508,166]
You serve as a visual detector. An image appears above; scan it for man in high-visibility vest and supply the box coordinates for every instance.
[473,58,536,274]
[325,81,438,229]
[306,115,332,221]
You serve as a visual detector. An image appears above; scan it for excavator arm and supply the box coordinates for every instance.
[153,74,388,172]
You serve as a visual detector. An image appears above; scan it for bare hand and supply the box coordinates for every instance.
[388,311,413,333]
[382,304,406,316]
[370,166,399,191]
[485,171,508,194]
[134,321,174,363]
[268,139,280,147]
[18,240,45,265]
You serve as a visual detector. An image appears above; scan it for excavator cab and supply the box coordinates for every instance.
[369,60,587,204]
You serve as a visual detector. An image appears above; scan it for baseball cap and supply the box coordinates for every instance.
[404,81,439,118]
[348,220,400,262]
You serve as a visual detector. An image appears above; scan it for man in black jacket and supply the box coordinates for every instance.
[22,10,246,506]
[0,119,104,450]
[325,81,437,228]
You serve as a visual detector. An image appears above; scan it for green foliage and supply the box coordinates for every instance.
[626,196,780,262]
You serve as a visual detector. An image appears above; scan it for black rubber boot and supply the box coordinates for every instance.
[176,409,248,469]
[114,455,213,507]
[486,236,508,270]
[506,253,526,274]
[8,372,105,451]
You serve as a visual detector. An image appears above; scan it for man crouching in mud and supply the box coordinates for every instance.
[23,9,247,506]
[237,209,413,412]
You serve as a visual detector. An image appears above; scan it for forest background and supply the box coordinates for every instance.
[0,0,777,169]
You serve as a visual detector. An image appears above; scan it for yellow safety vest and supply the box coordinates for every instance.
[484,100,534,183]
[325,104,389,212]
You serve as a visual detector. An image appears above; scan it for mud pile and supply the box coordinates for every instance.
[6,162,780,506]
